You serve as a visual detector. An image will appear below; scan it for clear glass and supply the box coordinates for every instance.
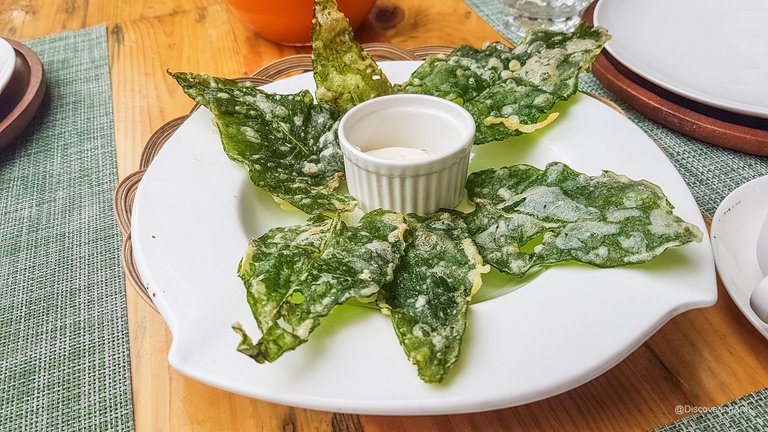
[504,0,593,37]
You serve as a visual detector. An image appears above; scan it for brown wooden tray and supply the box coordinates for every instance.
[114,43,623,311]
[0,38,46,150]
[584,1,768,156]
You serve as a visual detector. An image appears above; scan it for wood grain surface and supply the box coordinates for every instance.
[2,1,768,431]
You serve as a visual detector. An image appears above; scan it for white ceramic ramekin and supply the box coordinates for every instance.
[338,94,475,214]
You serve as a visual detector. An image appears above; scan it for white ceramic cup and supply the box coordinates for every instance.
[750,213,768,323]
[338,94,475,214]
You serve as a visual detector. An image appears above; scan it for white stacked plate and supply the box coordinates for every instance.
[594,0,768,118]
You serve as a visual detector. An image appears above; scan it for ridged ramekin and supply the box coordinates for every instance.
[338,94,475,214]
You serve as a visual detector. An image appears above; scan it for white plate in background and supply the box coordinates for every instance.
[595,0,768,118]
[711,176,768,340]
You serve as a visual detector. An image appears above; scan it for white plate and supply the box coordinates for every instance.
[0,39,15,96]
[594,0,768,118]
[132,61,716,414]
[711,176,768,340]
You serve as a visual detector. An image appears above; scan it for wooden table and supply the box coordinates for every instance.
[3,1,768,430]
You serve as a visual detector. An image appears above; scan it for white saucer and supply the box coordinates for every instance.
[0,38,16,96]
[711,176,768,340]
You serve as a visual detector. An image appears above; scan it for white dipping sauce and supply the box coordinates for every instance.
[365,146,431,161]
[345,106,464,158]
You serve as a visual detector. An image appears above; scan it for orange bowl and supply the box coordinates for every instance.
[226,0,377,45]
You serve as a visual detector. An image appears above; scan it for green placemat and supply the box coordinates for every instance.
[465,0,524,44]
[464,0,768,217]
[652,389,768,432]
[0,26,134,431]
[465,1,768,429]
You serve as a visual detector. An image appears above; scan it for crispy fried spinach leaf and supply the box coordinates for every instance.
[170,71,356,214]
[396,43,515,103]
[312,0,393,110]
[396,24,610,144]
[462,162,703,277]
[378,212,488,383]
[234,210,408,362]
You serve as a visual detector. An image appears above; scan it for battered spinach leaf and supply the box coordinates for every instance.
[234,210,408,363]
[396,43,515,103]
[312,0,393,110]
[170,71,356,214]
[462,162,703,277]
[396,24,610,144]
[378,212,489,383]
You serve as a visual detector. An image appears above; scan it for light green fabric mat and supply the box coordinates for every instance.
[465,0,768,217]
[652,389,768,432]
[0,26,134,431]
[465,1,768,430]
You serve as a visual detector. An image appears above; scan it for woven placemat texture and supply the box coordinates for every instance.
[465,0,524,44]
[652,388,768,432]
[465,0,768,217]
[0,26,134,431]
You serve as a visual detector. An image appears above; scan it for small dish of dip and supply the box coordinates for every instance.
[338,94,475,214]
